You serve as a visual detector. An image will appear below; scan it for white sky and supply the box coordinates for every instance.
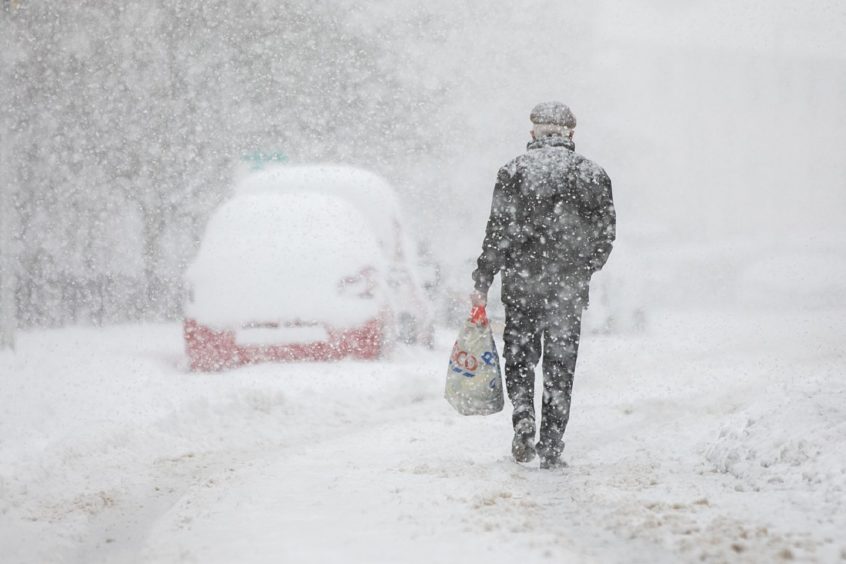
[595,1,846,59]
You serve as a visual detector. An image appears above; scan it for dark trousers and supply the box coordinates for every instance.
[503,297,583,458]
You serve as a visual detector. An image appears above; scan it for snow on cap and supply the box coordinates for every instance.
[529,101,577,128]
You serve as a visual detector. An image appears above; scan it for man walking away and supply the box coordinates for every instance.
[471,101,616,469]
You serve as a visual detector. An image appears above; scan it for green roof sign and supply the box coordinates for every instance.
[240,150,288,171]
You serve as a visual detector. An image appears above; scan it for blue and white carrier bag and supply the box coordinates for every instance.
[445,306,504,416]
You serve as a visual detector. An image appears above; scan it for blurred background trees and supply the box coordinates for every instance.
[1,0,445,327]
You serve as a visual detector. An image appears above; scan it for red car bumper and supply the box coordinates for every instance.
[184,318,384,371]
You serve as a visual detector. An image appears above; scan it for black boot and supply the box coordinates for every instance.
[537,441,567,469]
[512,417,537,463]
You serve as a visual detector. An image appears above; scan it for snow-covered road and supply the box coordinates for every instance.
[1,307,844,563]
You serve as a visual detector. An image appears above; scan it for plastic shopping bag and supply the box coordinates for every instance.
[444,305,504,416]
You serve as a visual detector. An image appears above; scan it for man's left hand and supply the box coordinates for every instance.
[470,291,487,307]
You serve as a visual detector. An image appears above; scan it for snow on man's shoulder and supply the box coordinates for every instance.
[498,158,519,182]
[573,152,611,186]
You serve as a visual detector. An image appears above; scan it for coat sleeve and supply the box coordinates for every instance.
[472,167,518,294]
[585,169,616,273]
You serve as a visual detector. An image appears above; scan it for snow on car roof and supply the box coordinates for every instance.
[185,191,384,329]
[234,165,403,256]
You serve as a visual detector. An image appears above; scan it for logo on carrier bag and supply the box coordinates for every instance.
[449,342,478,377]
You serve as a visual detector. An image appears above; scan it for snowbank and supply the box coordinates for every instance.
[704,363,846,500]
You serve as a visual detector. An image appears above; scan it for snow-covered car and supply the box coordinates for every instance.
[234,164,434,347]
[183,191,391,370]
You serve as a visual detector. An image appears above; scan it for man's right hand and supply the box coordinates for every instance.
[470,290,487,307]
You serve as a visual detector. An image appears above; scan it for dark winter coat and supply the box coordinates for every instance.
[472,135,616,308]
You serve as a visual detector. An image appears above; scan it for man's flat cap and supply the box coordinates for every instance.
[529,101,577,128]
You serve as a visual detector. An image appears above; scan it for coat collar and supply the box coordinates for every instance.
[527,135,575,151]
